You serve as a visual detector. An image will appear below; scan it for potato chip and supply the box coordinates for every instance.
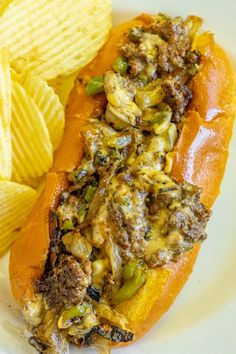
[0,180,37,255]
[0,0,111,80]
[11,81,53,183]
[0,48,12,179]
[49,72,78,107]
[0,0,11,16]
[13,72,65,150]
[17,175,45,190]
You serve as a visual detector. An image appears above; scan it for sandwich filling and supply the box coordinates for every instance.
[26,14,210,354]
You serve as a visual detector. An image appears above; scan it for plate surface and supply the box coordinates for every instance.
[1,0,236,353]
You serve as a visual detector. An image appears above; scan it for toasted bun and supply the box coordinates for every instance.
[9,14,235,344]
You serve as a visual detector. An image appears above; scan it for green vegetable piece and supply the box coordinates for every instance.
[112,265,147,304]
[77,206,86,224]
[188,63,199,76]
[152,110,172,135]
[138,74,149,86]
[85,76,104,96]
[61,219,74,231]
[85,185,96,203]
[113,57,129,74]
[58,303,92,329]
[152,110,171,125]
[122,259,140,280]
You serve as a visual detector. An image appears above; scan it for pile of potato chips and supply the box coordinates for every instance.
[0,0,111,255]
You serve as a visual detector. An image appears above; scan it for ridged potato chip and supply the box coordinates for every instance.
[0,48,12,179]
[11,81,53,184]
[0,0,11,16]
[0,0,111,80]
[49,72,78,107]
[0,180,37,255]
[13,72,65,150]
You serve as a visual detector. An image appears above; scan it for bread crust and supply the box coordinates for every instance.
[9,14,235,344]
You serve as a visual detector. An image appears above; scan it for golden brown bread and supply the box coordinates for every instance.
[172,32,236,209]
[10,172,68,306]
[9,14,235,344]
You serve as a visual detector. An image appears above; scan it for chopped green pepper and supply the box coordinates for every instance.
[61,219,74,231]
[152,110,172,125]
[58,303,92,329]
[85,185,96,203]
[138,74,149,86]
[188,63,199,76]
[113,57,129,74]
[85,76,104,96]
[122,259,141,280]
[152,110,172,135]
[112,263,147,304]
[77,206,86,224]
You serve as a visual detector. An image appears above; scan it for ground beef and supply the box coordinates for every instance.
[123,16,201,79]
[121,42,146,62]
[107,186,148,262]
[146,183,210,268]
[102,273,115,300]
[162,78,192,122]
[150,17,185,42]
[186,49,201,65]
[147,248,171,268]
[168,185,210,242]
[36,255,91,309]
[150,17,196,73]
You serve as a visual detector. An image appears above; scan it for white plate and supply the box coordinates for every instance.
[1,0,236,353]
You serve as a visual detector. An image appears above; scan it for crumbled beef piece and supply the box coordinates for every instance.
[121,42,146,62]
[186,49,201,64]
[152,17,185,41]
[146,248,171,268]
[36,255,91,309]
[155,18,189,72]
[102,273,115,299]
[169,195,210,242]
[156,42,185,73]
[107,186,148,260]
[162,78,192,122]
[149,193,175,211]
[123,17,201,78]
[146,183,210,268]
[168,184,210,242]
